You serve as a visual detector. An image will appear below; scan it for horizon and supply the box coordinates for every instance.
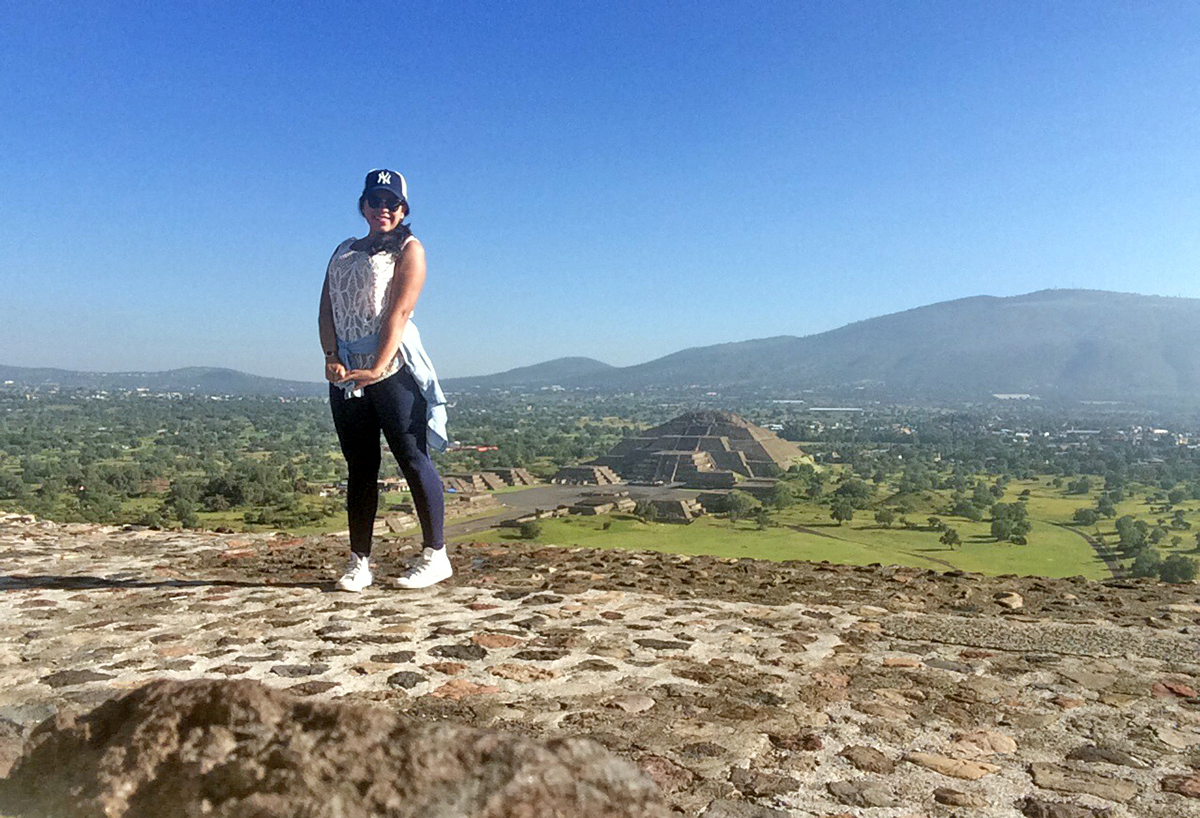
[3,285,1195,383]
[3,3,1199,381]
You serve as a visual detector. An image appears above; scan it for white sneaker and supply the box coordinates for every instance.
[335,553,373,592]
[393,547,453,589]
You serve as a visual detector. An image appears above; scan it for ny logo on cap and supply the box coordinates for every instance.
[377,172,392,185]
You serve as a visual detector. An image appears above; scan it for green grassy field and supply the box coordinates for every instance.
[104,472,1200,580]
[455,502,1111,579]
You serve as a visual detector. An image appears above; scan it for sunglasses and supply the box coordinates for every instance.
[366,194,403,211]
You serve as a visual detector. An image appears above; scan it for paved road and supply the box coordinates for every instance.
[443,483,696,539]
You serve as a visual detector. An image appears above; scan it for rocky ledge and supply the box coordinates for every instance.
[0,513,1197,817]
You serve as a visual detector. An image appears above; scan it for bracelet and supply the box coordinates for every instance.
[324,351,338,360]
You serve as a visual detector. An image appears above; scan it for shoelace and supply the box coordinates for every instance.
[400,554,433,577]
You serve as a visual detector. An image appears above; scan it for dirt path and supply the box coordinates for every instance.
[1056,522,1123,579]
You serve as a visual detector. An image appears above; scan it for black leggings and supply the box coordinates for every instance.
[329,369,445,556]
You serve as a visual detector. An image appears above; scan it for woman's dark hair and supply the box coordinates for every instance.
[357,195,413,257]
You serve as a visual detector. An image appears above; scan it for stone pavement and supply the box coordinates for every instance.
[0,512,1198,817]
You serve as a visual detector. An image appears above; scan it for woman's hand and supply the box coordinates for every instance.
[325,360,349,384]
[343,367,385,388]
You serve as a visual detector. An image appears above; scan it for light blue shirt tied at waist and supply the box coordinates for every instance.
[335,322,449,453]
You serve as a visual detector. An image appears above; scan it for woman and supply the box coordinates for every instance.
[318,169,451,592]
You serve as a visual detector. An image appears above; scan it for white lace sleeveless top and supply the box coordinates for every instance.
[325,235,417,379]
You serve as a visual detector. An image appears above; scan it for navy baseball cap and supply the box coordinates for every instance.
[363,169,408,209]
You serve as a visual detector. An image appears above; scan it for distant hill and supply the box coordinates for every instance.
[11,290,1200,402]
[464,290,1200,400]
[444,357,615,389]
[0,366,324,397]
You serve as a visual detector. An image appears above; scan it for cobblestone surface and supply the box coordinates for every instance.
[1,513,1198,817]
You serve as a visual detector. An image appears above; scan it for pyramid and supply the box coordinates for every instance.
[594,410,808,484]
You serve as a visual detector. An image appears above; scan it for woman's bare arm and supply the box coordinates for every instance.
[318,276,347,383]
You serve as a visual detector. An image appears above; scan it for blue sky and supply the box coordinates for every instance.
[2,1,1198,380]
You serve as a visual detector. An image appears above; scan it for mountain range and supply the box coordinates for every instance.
[7,290,1200,402]
[446,289,1200,400]
[0,366,323,397]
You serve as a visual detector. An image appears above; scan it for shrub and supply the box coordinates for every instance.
[518,521,542,540]
[1159,555,1198,584]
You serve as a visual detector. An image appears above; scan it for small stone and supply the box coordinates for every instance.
[1161,772,1200,798]
[952,730,1018,757]
[904,752,1000,780]
[679,742,725,759]
[41,670,113,688]
[211,664,250,676]
[637,754,694,793]
[1066,745,1147,769]
[430,644,487,661]
[269,664,328,678]
[370,651,416,664]
[633,639,690,651]
[826,779,898,808]
[995,591,1024,609]
[471,633,523,649]
[378,624,415,635]
[839,745,893,773]
[315,623,351,636]
[1052,695,1085,709]
[1153,680,1199,698]
[934,787,986,807]
[428,680,499,700]
[769,733,823,752]
[926,657,973,673]
[1029,762,1137,802]
[608,695,655,714]
[1058,668,1117,691]
[883,656,920,668]
[424,662,466,675]
[288,681,339,696]
[512,649,566,661]
[698,800,791,818]
[488,663,558,682]
[1020,796,1113,817]
[349,662,393,675]
[386,671,426,689]
[574,659,618,672]
[729,768,798,798]
[1155,725,1200,749]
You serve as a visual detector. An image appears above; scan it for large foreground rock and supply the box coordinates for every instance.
[0,678,669,818]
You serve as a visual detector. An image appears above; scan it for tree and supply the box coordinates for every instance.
[939,528,961,549]
[766,481,796,510]
[927,516,946,531]
[834,479,873,509]
[1072,508,1099,527]
[633,500,660,523]
[830,499,855,525]
[1129,550,1162,578]
[752,507,772,530]
[518,520,542,540]
[725,491,757,522]
[1067,477,1092,495]
[1159,555,1198,584]
[991,503,1031,543]
[874,508,895,528]
[1096,495,1116,518]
